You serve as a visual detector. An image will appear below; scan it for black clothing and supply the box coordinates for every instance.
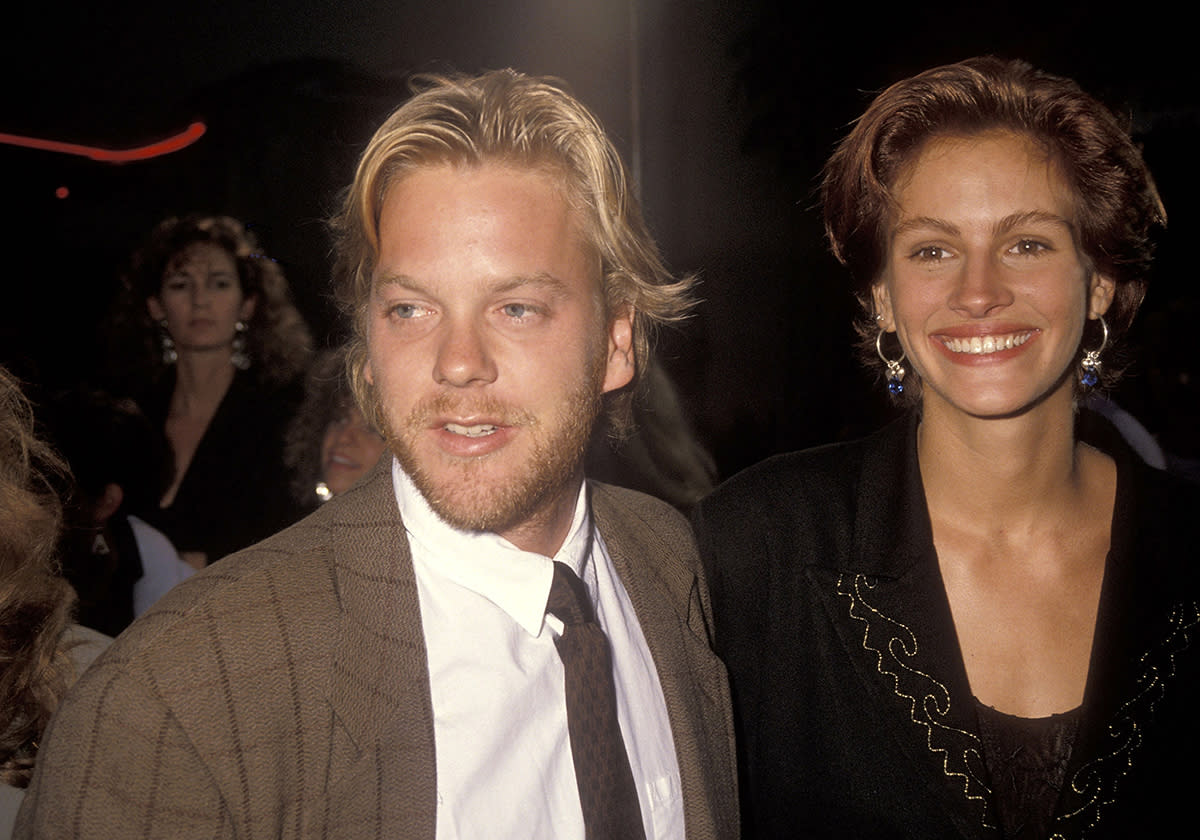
[139,368,303,563]
[695,411,1200,838]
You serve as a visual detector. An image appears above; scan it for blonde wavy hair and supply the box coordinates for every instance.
[330,69,695,437]
[0,367,77,787]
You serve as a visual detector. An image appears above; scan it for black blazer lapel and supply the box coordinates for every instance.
[1054,445,1200,837]
[815,415,996,836]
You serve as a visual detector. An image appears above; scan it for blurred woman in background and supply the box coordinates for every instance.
[110,215,312,566]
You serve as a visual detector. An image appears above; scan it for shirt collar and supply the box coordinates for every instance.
[391,458,593,637]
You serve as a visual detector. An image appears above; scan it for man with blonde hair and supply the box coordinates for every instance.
[17,70,737,840]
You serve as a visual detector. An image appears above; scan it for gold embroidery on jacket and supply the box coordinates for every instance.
[837,572,993,828]
[1056,601,1199,835]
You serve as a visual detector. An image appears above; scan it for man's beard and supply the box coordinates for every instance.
[379,358,606,536]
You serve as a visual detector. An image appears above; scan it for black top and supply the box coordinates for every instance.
[695,410,1200,839]
[138,368,304,563]
[975,699,1080,839]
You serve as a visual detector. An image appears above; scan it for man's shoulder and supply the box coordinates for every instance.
[590,480,688,518]
[589,481,693,544]
[99,504,345,675]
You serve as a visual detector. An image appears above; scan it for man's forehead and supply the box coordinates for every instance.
[370,162,601,284]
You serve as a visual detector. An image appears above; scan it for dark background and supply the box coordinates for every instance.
[3,0,1196,481]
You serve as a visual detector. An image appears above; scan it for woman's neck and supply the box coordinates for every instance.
[171,351,237,416]
[917,388,1089,531]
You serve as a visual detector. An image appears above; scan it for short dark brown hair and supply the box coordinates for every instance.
[821,57,1165,395]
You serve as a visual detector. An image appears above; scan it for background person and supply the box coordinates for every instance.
[39,388,194,636]
[284,347,387,509]
[696,57,1200,838]
[0,367,107,837]
[107,214,313,566]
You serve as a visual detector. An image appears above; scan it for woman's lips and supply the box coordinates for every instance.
[931,327,1041,363]
[939,330,1035,355]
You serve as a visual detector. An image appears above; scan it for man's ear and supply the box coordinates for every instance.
[601,305,635,394]
[1087,273,1116,320]
[871,283,896,332]
[147,297,165,322]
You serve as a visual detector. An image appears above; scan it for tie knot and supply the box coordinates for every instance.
[546,561,595,626]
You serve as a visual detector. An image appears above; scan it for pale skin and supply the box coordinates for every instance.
[147,242,256,568]
[874,131,1117,718]
[364,163,634,558]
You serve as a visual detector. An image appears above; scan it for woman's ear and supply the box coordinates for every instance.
[871,283,895,332]
[240,294,258,322]
[1087,273,1116,319]
[147,297,165,321]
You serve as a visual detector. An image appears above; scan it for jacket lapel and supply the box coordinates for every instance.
[591,482,738,840]
[814,414,996,835]
[1054,439,1200,834]
[325,456,439,838]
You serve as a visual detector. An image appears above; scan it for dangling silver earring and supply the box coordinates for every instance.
[876,329,906,396]
[231,320,250,370]
[159,319,178,365]
[1079,316,1109,388]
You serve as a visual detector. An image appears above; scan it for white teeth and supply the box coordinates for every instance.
[445,423,498,437]
[942,332,1031,355]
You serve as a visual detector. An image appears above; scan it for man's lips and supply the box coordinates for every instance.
[423,415,519,457]
[442,421,499,438]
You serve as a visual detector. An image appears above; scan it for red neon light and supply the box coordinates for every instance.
[0,122,206,163]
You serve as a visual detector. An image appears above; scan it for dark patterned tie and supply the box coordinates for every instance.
[546,561,647,840]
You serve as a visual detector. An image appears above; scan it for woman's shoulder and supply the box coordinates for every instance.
[703,415,909,514]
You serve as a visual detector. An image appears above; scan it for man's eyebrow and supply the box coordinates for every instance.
[372,272,571,295]
[372,272,421,293]
[491,273,570,295]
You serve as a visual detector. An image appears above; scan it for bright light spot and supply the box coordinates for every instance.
[55,186,69,199]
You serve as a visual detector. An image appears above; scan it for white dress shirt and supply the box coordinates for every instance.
[392,460,684,839]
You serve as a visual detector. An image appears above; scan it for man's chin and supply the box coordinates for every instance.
[414,474,567,537]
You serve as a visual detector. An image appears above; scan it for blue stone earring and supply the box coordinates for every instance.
[876,328,906,396]
[1079,316,1109,388]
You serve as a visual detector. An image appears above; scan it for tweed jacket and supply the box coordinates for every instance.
[16,459,738,839]
[695,411,1200,839]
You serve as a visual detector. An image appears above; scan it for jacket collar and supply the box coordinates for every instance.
[849,411,936,578]
[326,454,436,757]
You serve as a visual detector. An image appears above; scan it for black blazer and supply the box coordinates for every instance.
[695,411,1200,839]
